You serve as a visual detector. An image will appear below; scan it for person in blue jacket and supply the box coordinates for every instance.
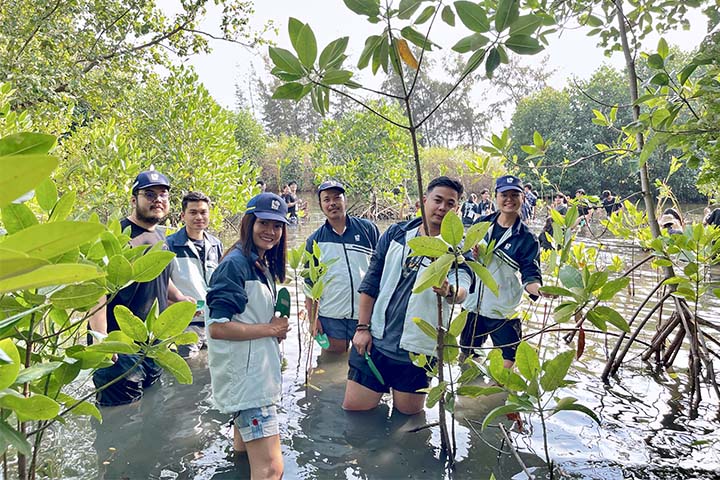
[462,174,545,368]
[343,176,472,415]
[304,180,380,352]
[205,192,290,480]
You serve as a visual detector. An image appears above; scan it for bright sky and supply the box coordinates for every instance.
[174,1,708,114]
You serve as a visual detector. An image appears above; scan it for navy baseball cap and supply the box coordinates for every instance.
[132,170,171,193]
[317,180,345,197]
[495,175,523,193]
[245,193,288,224]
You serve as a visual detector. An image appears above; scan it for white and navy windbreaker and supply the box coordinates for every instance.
[305,216,380,321]
[464,212,542,319]
[205,248,281,413]
[359,217,473,357]
[166,227,223,323]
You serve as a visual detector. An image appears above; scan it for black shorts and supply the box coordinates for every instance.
[92,354,163,406]
[348,346,430,394]
[460,312,522,361]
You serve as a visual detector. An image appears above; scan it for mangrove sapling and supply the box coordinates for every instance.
[287,244,306,358]
[0,132,199,479]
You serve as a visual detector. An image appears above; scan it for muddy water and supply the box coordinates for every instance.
[43,215,720,480]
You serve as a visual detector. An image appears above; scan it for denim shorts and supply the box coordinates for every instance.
[318,316,357,342]
[233,405,279,442]
[460,312,522,361]
[348,347,431,394]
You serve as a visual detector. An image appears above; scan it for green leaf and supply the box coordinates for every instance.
[319,37,349,69]
[35,177,58,212]
[0,133,56,156]
[0,263,103,294]
[559,265,583,289]
[647,53,664,69]
[114,305,149,342]
[485,47,501,78]
[482,404,522,430]
[505,35,543,55]
[462,48,486,76]
[454,1,490,32]
[268,47,305,76]
[272,82,306,100]
[400,26,434,51]
[1,203,38,234]
[449,310,468,337]
[107,254,133,288]
[679,64,698,85]
[457,364,482,384]
[592,306,629,333]
[132,250,174,282]
[464,221,490,251]
[457,385,504,396]
[441,211,464,247]
[86,340,140,355]
[398,0,422,19]
[657,38,669,59]
[412,317,437,340]
[0,154,58,208]
[172,331,199,346]
[0,420,31,456]
[152,301,195,339]
[290,20,318,68]
[412,253,453,293]
[415,5,436,24]
[0,339,21,390]
[0,221,104,259]
[515,341,540,381]
[495,0,519,32]
[322,70,353,85]
[587,308,607,331]
[649,72,669,86]
[553,397,600,424]
[56,393,101,421]
[49,191,76,222]
[343,0,380,17]
[487,349,506,382]
[540,350,574,391]
[509,14,542,36]
[153,350,192,384]
[0,393,60,421]
[539,286,574,298]
[50,284,106,310]
[597,277,630,300]
[452,33,489,54]
[426,381,448,408]
[357,35,383,69]
[441,5,455,26]
[467,261,499,296]
[14,362,62,385]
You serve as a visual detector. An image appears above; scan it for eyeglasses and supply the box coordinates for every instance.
[138,190,170,201]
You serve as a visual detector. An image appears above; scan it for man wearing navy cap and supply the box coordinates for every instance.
[304,181,380,352]
[461,174,545,368]
[89,170,196,406]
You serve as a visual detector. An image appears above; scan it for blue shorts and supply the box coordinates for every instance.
[460,312,522,361]
[233,405,279,442]
[348,347,430,394]
[318,316,357,342]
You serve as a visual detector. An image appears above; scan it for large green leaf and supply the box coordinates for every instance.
[0,339,21,390]
[56,393,102,421]
[505,35,543,54]
[1,203,38,234]
[153,350,192,384]
[357,35,383,69]
[0,154,58,208]
[0,393,60,421]
[485,47,501,78]
[515,341,540,381]
[414,5,436,24]
[426,381,448,408]
[0,420,31,456]
[509,14,542,36]
[0,264,103,294]
[152,301,195,339]
[454,1,490,32]
[464,221,490,252]
[552,397,601,424]
[597,277,629,300]
[441,5,456,26]
[319,37,349,69]
[408,236,450,258]
[268,47,305,76]
[412,253,453,293]
[400,26,434,51]
[0,221,104,259]
[449,310,468,337]
[559,265,583,289]
[322,70,353,85]
[14,362,62,385]
[50,284,106,310]
[272,82,306,100]
[412,317,437,340]
[107,254,133,288]
[114,305,149,342]
[592,306,629,333]
[467,261,499,296]
[132,250,174,282]
[452,33,489,54]
[0,250,48,281]
[494,0,519,32]
[481,404,523,430]
[86,340,140,355]
[343,0,380,17]
[398,0,422,19]
[35,177,58,212]
[289,19,317,68]
[441,211,464,247]
[457,385,504,396]
[540,350,574,391]
[49,191,76,222]
[0,133,56,156]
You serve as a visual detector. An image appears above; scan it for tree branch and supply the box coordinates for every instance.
[14,0,64,60]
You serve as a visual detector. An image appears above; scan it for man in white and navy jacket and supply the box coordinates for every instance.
[305,180,380,352]
[343,177,472,415]
[462,174,545,368]
[167,191,223,357]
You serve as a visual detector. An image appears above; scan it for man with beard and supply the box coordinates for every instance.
[304,181,380,352]
[90,170,195,406]
[167,191,223,357]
